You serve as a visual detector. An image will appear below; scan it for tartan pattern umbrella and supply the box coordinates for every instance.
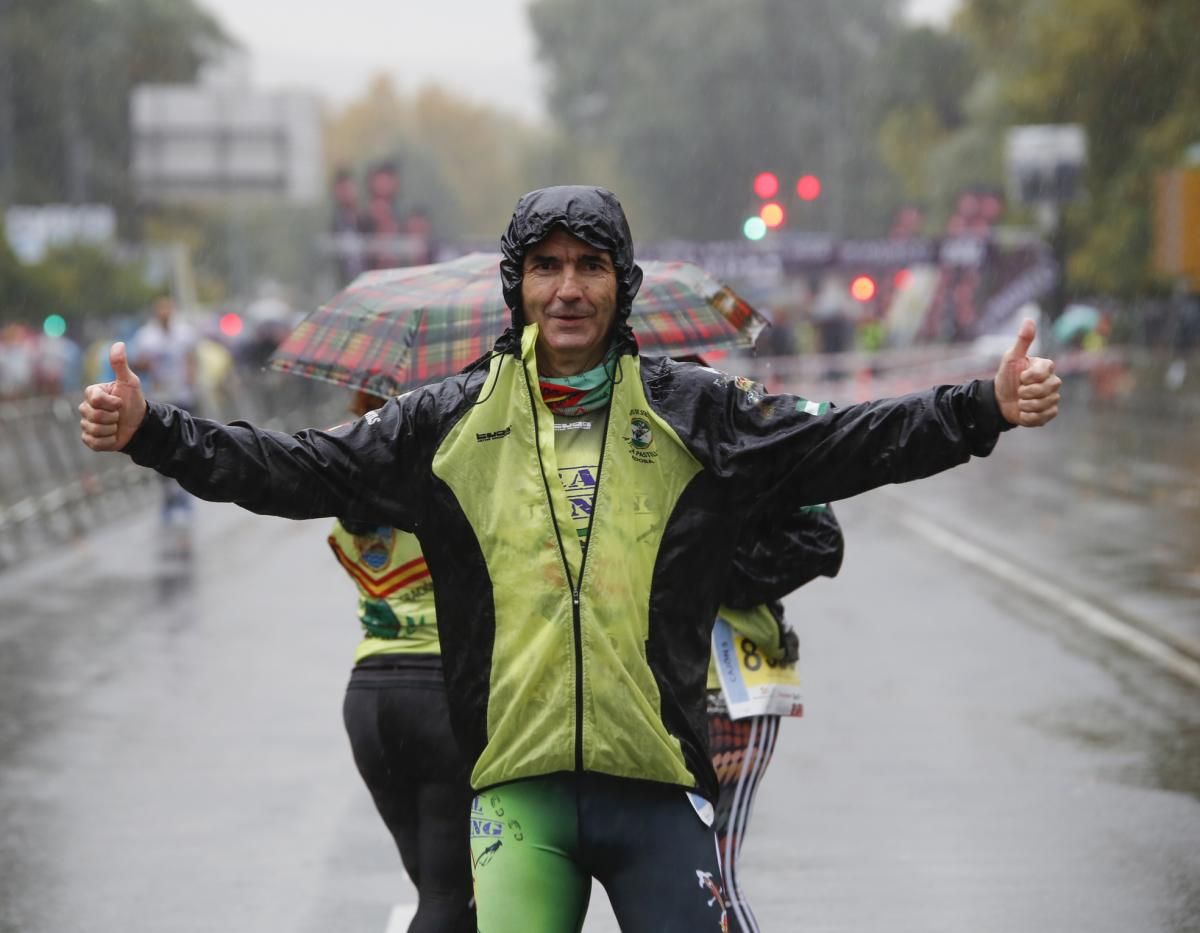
[269,252,768,398]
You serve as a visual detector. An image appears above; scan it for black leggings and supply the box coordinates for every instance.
[342,656,475,933]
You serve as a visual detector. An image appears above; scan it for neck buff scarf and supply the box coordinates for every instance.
[539,352,618,416]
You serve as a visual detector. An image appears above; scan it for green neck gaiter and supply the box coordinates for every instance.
[538,353,618,416]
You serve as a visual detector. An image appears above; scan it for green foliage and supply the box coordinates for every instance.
[864,0,1200,297]
[0,237,155,324]
[990,0,1200,295]
[529,0,905,239]
[0,236,55,321]
[143,202,327,304]
[0,0,235,211]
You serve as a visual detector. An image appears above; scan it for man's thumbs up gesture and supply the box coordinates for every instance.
[993,319,1061,427]
[79,342,147,452]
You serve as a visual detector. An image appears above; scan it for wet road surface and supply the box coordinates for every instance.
[1,394,1197,933]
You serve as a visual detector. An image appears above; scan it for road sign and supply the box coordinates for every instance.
[1005,124,1087,206]
[3,204,116,263]
[1153,168,1200,289]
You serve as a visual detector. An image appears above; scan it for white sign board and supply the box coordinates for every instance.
[1006,124,1087,205]
[4,204,117,264]
[131,83,323,204]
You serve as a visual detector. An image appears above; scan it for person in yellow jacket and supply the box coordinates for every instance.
[80,186,1062,932]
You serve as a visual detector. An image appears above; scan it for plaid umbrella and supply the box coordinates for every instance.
[269,251,768,397]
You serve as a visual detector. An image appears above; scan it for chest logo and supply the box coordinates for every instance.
[624,409,659,463]
[629,417,653,449]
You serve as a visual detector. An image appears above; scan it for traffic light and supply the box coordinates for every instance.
[759,202,786,229]
[849,275,877,302]
[796,174,821,201]
[753,172,780,200]
[219,312,244,338]
[743,216,768,241]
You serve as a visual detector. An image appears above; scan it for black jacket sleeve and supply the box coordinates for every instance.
[121,376,474,530]
[650,360,1011,509]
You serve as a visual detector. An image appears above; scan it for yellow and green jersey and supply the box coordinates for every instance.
[328,521,439,662]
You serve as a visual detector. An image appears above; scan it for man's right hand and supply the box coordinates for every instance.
[79,342,147,452]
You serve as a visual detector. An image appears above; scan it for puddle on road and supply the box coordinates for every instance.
[1027,668,1200,803]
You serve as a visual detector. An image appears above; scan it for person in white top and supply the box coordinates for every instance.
[129,294,199,411]
[128,294,200,532]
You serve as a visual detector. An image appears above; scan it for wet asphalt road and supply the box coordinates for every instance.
[1,394,1197,933]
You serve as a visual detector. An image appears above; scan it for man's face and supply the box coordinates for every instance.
[521,229,619,376]
[153,297,174,327]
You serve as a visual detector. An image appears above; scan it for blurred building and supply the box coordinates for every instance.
[130,61,323,205]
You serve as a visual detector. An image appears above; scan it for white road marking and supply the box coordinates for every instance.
[384,903,417,933]
[897,510,1200,689]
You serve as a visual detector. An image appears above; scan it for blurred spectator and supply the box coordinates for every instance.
[128,294,200,530]
[195,335,241,421]
[128,294,200,411]
[0,323,36,399]
[812,274,856,379]
[331,166,366,286]
[758,304,798,357]
[403,206,434,266]
[33,331,82,395]
[239,288,300,369]
[889,205,924,238]
[363,161,402,270]
[812,274,854,353]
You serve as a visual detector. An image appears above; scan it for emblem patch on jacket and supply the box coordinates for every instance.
[355,527,395,570]
[624,409,658,463]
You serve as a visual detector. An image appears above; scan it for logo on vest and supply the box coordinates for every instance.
[475,425,512,442]
[624,409,658,463]
[353,527,394,571]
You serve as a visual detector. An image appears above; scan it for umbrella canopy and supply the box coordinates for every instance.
[269,252,768,397]
[1052,304,1101,345]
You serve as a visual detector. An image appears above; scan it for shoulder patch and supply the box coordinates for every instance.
[796,399,829,416]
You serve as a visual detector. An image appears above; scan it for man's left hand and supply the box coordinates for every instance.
[993,319,1061,427]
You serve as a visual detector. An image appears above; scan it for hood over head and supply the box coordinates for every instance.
[499,186,644,339]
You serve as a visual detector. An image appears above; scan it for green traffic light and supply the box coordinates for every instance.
[743,217,767,241]
[43,314,67,338]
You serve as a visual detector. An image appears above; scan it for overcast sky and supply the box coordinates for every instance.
[199,0,960,122]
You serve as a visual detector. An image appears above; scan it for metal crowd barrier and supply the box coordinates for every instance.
[0,394,154,569]
[0,368,347,572]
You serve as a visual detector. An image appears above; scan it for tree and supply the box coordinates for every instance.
[529,0,905,239]
[0,0,234,213]
[868,27,978,210]
[0,234,155,325]
[950,0,1200,295]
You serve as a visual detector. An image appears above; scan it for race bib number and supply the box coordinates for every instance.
[711,618,804,720]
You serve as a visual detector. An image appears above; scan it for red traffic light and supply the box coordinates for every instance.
[796,174,822,201]
[849,275,877,302]
[753,172,780,200]
[219,312,244,337]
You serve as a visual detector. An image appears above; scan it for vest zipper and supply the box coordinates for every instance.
[523,364,614,774]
